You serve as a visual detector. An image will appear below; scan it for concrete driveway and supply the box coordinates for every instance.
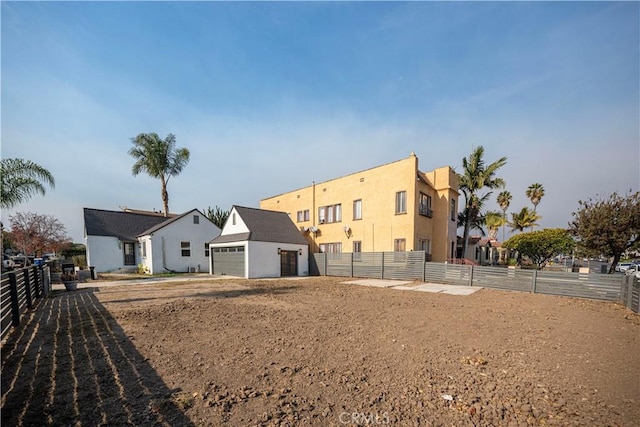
[343,279,482,295]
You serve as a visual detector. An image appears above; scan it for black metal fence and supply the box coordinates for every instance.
[312,251,640,313]
[1,265,51,342]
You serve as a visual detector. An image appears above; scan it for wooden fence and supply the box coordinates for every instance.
[1,265,51,342]
[311,252,640,313]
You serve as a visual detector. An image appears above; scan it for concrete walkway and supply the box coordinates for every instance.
[343,279,482,295]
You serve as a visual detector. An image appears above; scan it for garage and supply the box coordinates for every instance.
[211,246,245,277]
[208,206,309,279]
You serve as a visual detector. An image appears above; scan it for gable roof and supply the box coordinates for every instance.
[210,206,308,245]
[137,208,218,237]
[83,208,171,241]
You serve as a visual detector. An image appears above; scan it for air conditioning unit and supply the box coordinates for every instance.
[188,266,196,273]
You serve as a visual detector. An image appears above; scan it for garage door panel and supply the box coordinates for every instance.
[212,252,244,277]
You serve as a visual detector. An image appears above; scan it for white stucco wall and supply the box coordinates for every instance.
[247,241,309,279]
[140,211,221,274]
[221,209,250,235]
[86,235,131,272]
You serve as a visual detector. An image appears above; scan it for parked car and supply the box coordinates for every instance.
[616,262,634,272]
[2,254,15,271]
[11,256,28,269]
[625,264,640,279]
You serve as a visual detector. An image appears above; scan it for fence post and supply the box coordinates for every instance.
[34,266,41,299]
[381,252,385,279]
[532,270,538,294]
[468,265,474,287]
[422,254,426,283]
[627,276,633,311]
[42,265,50,297]
[323,253,327,276]
[24,268,33,309]
[350,253,354,278]
[8,272,20,327]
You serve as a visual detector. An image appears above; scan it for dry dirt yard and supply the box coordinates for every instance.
[2,276,639,427]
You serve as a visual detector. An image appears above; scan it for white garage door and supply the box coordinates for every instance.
[212,246,245,277]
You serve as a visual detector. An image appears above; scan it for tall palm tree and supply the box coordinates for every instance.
[0,158,55,209]
[526,183,545,213]
[509,207,540,232]
[129,133,190,217]
[496,190,512,241]
[458,146,507,259]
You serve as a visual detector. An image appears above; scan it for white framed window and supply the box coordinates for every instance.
[318,204,341,224]
[142,241,147,258]
[394,238,406,252]
[181,241,191,257]
[395,191,407,214]
[353,199,362,220]
[451,199,456,221]
[193,215,200,224]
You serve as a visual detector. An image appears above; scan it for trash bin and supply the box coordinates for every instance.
[89,266,96,280]
[601,264,609,274]
[34,258,44,266]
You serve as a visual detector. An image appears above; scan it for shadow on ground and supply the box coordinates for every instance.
[1,289,195,426]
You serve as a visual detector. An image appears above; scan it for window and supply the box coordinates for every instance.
[418,238,430,252]
[296,209,310,222]
[193,215,199,224]
[353,199,362,220]
[419,193,433,217]
[353,241,362,261]
[142,241,147,258]
[232,213,237,225]
[395,191,407,214]
[451,199,456,221]
[394,238,406,252]
[318,204,342,224]
[204,243,210,257]
[319,242,342,253]
[181,241,191,257]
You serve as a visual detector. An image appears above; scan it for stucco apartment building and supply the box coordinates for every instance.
[260,153,459,262]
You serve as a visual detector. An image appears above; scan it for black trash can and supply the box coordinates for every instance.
[89,266,96,280]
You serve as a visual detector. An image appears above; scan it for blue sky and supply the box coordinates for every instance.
[2,1,638,243]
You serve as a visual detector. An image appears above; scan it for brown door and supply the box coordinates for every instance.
[280,250,297,277]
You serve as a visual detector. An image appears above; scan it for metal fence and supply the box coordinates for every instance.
[1,265,51,342]
[312,251,639,313]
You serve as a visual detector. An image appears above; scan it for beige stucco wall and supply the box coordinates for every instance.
[260,154,459,262]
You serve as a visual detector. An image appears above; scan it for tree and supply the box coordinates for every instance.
[503,228,575,269]
[484,210,504,239]
[569,191,640,273]
[204,205,231,229]
[0,159,55,209]
[526,183,545,213]
[509,207,540,232]
[8,212,71,256]
[458,146,507,259]
[497,190,512,241]
[129,133,190,217]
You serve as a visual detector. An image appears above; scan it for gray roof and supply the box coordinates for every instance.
[137,208,216,237]
[83,208,171,241]
[210,206,308,245]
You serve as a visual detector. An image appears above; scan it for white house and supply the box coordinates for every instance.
[209,206,309,278]
[84,207,220,273]
[137,209,221,274]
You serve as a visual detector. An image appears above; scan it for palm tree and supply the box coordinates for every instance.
[0,158,55,209]
[458,146,507,259]
[484,210,504,239]
[509,207,540,232]
[526,183,545,213]
[496,190,511,241]
[129,133,190,217]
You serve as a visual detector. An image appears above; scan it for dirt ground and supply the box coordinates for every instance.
[2,277,639,426]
